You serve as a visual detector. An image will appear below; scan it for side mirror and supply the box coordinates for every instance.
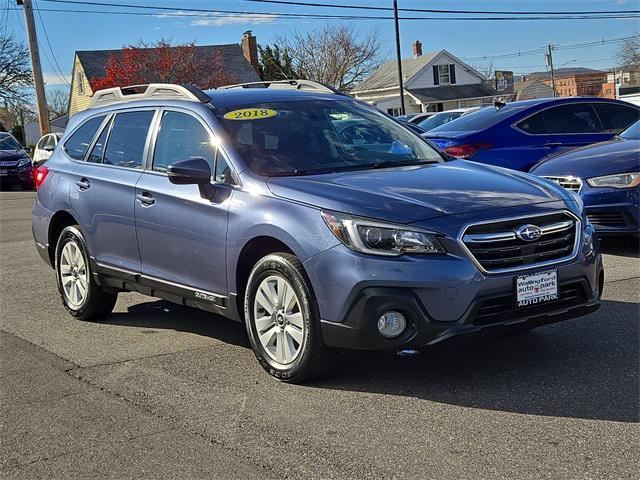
[167,158,211,185]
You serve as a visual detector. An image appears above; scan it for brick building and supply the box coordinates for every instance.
[545,72,607,98]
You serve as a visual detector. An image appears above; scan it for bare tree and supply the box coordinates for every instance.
[274,24,382,92]
[0,32,33,106]
[617,37,640,69]
[47,88,69,119]
[473,62,495,82]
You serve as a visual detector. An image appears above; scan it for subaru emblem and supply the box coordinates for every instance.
[516,224,542,242]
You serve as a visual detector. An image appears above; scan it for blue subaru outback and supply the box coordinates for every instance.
[32,82,603,382]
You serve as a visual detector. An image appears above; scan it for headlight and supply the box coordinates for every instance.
[321,210,445,256]
[586,172,639,189]
[17,157,32,168]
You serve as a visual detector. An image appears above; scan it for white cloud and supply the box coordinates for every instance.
[43,73,70,87]
[153,11,278,27]
[191,14,278,27]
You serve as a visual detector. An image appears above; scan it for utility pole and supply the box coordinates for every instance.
[17,0,50,137]
[545,44,557,98]
[393,0,405,115]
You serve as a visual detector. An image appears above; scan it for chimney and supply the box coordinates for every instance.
[241,30,260,74]
[412,40,422,58]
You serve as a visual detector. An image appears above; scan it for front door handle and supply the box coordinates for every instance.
[136,192,155,206]
[545,142,562,148]
[75,178,90,190]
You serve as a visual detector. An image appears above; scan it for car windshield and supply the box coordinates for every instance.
[428,103,530,133]
[215,99,443,176]
[418,111,464,131]
[0,135,22,151]
[619,120,640,140]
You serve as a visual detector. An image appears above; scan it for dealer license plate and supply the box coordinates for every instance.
[516,270,558,307]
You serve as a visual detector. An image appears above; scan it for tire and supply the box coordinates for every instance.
[55,225,117,321]
[244,252,337,383]
[21,181,35,191]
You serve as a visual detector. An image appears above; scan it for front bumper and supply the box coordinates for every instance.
[308,220,603,351]
[582,185,639,235]
[0,167,34,185]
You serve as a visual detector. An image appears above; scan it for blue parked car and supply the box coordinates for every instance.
[32,82,603,382]
[424,97,639,172]
[532,120,639,236]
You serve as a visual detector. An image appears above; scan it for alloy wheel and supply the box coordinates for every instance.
[253,275,305,365]
[59,240,88,308]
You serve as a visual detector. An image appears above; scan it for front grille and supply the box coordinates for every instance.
[473,282,588,326]
[461,212,579,273]
[541,175,582,192]
[587,212,628,227]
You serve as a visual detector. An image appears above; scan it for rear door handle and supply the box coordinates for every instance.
[75,178,90,190]
[545,142,562,148]
[136,192,155,206]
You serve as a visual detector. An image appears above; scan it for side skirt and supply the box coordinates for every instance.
[91,259,241,321]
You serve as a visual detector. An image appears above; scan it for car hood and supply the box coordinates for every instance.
[0,149,28,165]
[531,139,640,178]
[267,160,566,224]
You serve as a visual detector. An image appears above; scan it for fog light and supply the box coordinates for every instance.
[377,311,407,338]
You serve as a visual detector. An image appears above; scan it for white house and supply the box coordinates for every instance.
[352,42,499,115]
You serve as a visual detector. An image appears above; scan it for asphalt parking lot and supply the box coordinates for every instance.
[1,190,638,479]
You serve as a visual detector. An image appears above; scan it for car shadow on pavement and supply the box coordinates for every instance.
[101,298,638,423]
[102,299,251,348]
[311,299,639,423]
[599,236,639,258]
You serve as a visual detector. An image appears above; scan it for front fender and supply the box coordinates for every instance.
[225,189,339,295]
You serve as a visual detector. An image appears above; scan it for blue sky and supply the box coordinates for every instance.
[4,0,639,90]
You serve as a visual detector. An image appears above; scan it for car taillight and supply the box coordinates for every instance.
[443,143,493,159]
[34,166,49,189]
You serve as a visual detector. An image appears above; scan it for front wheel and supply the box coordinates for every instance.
[244,253,336,383]
[55,225,117,320]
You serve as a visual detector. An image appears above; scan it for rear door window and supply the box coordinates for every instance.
[63,116,106,160]
[594,103,640,133]
[103,111,154,169]
[518,104,601,134]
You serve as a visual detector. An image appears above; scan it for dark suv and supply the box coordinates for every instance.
[33,82,603,382]
[0,132,34,189]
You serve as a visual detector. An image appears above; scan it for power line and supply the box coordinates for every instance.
[462,35,638,61]
[33,0,71,87]
[35,1,640,21]
[236,0,640,15]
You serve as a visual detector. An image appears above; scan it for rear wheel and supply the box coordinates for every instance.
[55,225,117,320]
[244,253,337,383]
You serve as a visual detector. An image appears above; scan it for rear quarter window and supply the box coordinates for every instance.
[63,116,106,160]
[428,105,528,133]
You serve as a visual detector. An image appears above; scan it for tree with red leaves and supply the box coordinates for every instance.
[91,39,233,91]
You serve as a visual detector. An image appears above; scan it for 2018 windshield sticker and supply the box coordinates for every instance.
[223,108,278,120]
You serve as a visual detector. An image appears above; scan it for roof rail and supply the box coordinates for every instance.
[89,83,210,108]
[217,79,342,95]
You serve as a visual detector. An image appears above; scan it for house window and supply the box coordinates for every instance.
[438,65,451,84]
[387,107,402,116]
[77,71,85,95]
